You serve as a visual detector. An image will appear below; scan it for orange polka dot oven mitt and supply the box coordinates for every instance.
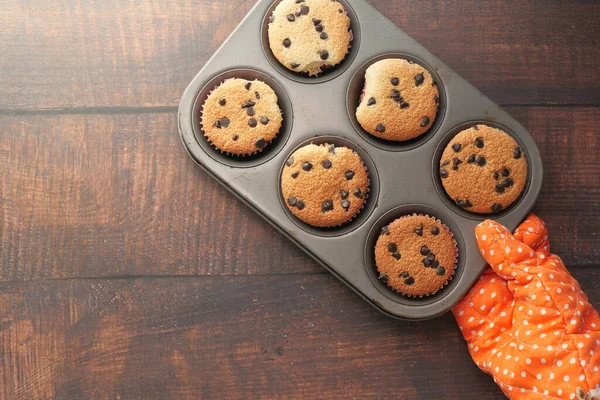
[453,214,600,400]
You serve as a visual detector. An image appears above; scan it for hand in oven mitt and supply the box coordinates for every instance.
[453,214,600,399]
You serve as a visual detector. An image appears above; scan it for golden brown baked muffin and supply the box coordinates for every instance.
[281,143,369,227]
[439,124,528,213]
[201,78,283,155]
[268,0,352,76]
[356,58,439,141]
[375,215,457,297]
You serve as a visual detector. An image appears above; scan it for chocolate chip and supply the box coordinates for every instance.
[414,73,424,86]
[319,50,329,60]
[286,157,294,166]
[495,183,506,194]
[246,107,255,116]
[260,116,269,125]
[431,260,439,269]
[241,100,256,108]
[288,197,297,206]
[425,253,435,263]
[399,271,409,278]
[300,5,309,15]
[367,97,376,106]
[404,276,415,285]
[467,154,477,164]
[353,188,363,199]
[441,160,450,167]
[422,257,432,267]
[501,168,510,177]
[420,245,430,256]
[420,116,431,127]
[391,251,401,260]
[434,95,440,105]
[514,146,522,159]
[380,226,390,235]
[391,77,399,86]
[290,62,300,69]
[219,98,226,106]
[340,190,349,199]
[338,8,343,13]
[376,124,385,133]
[322,159,332,169]
[245,82,252,90]
[291,171,299,179]
[492,203,503,213]
[213,120,221,129]
[435,266,446,276]
[220,118,230,128]
[329,144,336,154]
[388,243,397,253]
[296,0,304,3]
[501,177,514,188]
[320,32,328,39]
[493,172,500,179]
[315,24,324,32]
[439,168,449,179]
[391,90,401,99]
[341,199,350,211]
[474,137,484,148]
[296,200,305,210]
[312,18,321,25]
[431,226,440,235]
[399,101,410,109]
[456,199,473,208]
[452,157,463,170]
[378,273,388,283]
[282,38,291,48]
[248,118,257,128]
[414,224,423,236]
[255,138,266,149]
[345,171,355,180]
[232,134,239,141]
[477,156,486,166]
[472,125,479,130]
[295,11,301,17]
[321,200,334,212]
[452,143,462,152]
[255,91,260,99]
[302,162,313,171]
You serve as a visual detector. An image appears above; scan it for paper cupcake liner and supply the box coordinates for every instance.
[286,142,371,229]
[199,79,283,157]
[378,212,459,298]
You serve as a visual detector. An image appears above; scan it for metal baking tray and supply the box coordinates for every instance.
[178,0,543,320]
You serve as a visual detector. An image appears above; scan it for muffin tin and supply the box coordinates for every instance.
[178,0,543,320]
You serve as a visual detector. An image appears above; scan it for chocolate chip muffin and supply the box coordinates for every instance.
[375,214,457,297]
[268,0,352,76]
[281,143,369,227]
[439,124,528,213]
[201,78,283,155]
[356,58,439,141]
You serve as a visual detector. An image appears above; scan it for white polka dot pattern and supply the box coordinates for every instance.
[452,214,600,399]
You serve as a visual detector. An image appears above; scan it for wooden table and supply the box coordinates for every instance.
[0,0,598,398]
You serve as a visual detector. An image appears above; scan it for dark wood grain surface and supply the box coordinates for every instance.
[1,0,599,398]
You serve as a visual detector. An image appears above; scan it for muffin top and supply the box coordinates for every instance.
[356,58,439,141]
[281,143,369,227]
[375,215,457,297]
[201,78,282,155]
[268,0,352,76]
[439,125,528,213]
